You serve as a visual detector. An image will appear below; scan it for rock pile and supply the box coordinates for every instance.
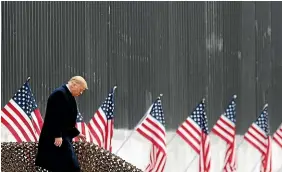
[1,142,142,172]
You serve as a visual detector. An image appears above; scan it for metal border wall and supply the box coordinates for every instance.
[2,1,282,133]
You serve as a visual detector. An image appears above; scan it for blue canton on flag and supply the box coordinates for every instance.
[76,112,83,122]
[150,97,165,126]
[255,105,269,135]
[201,111,209,135]
[74,109,94,142]
[101,88,115,120]
[12,82,38,119]
[224,96,236,124]
[190,100,209,134]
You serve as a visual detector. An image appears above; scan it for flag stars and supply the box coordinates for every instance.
[76,112,84,122]
[190,101,209,134]
[224,99,236,123]
[12,82,38,117]
[202,112,209,134]
[150,98,165,126]
[255,107,269,134]
[101,90,115,120]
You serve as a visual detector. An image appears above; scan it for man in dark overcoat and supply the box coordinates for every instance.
[35,76,88,172]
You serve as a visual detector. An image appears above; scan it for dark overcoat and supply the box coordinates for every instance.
[35,85,80,172]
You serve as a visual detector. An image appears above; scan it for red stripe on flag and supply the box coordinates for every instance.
[176,119,202,154]
[8,102,38,141]
[176,129,200,154]
[88,121,102,146]
[244,124,267,154]
[199,133,211,172]
[244,136,265,154]
[1,115,22,142]
[218,117,234,131]
[273,127,282,148]
[104,120,114,151]
[212,115,235,143]
[33,108,43,132]
[145,145,166,172]
[146,118,165,136]
[87,109,107,147]
[97,110,107,128]
[251,125,268,140]
[212,119,234,143]
[140,123,164,148]
[136,128,165,153]
[2,106,33,141]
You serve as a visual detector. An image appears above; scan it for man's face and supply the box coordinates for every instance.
[72,83,86,97]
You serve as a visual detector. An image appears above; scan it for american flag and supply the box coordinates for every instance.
[211,95,237,172]
[87,87,116,152]
[136,97,166,172]
[273,124,282,148]
[1,80,43,142]
[244,104,272,172]
[73,111,94,142]
[176,99,211,172]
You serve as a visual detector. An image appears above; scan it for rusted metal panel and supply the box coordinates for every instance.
[1,1,282,134]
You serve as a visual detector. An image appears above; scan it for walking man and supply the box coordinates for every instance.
[35,76,88,172]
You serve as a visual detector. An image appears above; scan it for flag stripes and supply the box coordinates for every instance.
[176,99,211,172]
[244,104,272,172]
[212,95,237,172]
[273,124,282,148]
[87,87,116,151]
[136,96,167,172]
[1,80,43,142]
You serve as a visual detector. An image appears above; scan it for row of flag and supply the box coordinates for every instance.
[0,78,116,151]
[1,78,282,172]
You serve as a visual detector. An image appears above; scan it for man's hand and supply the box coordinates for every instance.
[54,137,63,147]
[77,133,86,141]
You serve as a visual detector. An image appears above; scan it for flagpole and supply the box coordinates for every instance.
[26,76,31,82]
[115,94,163,155]
[250,158,261,172]
[167,133,177,146]
[183,155,197,172]
[114,113,147,155]
[113,85,117,92]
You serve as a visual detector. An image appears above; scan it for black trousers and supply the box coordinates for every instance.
[36,137,81,172]
[52,170,80,172]
[36,167,80,172]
